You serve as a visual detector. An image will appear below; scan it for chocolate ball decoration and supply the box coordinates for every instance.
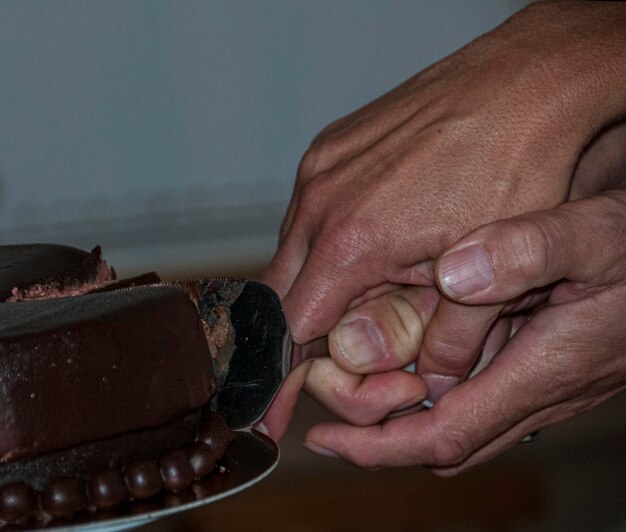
[0,482,38,523]
[88,468,130,509]
[124,459,163,499]
[41,478,88,518]
[196,412,235,460]
[186,441,218,479]
[159,451,194,493]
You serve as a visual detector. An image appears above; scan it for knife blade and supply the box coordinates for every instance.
[173,279,291,430]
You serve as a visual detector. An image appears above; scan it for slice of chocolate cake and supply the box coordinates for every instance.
[0,245,235,526]
[0,244,116,302]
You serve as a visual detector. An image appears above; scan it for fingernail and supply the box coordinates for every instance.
[439,243,493,297]
[388,396,427,418]
[254,422,270,437]
[334,317,385,368]
[422,373,460,403]
[303,441,339,459]
[396,395,427,411]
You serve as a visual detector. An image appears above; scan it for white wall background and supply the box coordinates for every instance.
[0,0,528,276]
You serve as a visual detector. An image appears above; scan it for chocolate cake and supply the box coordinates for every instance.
[0,244,115,302]
[0,244,235,526]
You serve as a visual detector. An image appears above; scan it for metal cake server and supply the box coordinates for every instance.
[177,279,292,430]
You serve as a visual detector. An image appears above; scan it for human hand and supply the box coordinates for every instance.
[406,119,626,401]
[264,0,626,352]
[283,191,626,473]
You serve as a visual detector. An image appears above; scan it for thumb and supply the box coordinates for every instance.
[435,192,626,305]
[328,286,440,374]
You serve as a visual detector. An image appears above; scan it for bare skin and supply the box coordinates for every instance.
[298,190,626,473]
[259,0,626,469]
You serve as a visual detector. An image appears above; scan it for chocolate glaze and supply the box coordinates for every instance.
[0,286,215,461]
[0,411,200,490]
[86,271,162,294]
[0,411,235,524]
[0,244,115,301]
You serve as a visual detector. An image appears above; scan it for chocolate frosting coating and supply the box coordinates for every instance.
[86,272,161,294]
[0,411,235,523]
[0,411,200,491]
[0,244,237,526]
[0,286,215,462]
[0,244,114,301]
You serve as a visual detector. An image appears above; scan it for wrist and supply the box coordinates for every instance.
[521,1,626,143]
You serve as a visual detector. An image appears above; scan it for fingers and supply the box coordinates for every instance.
[570,119,626,200]
[292,337,330,367]
[431,386,619,476]
[256,362,313,442]
[469,316,513,378]
[304,358,428,426]
[418,192,626,403]
[328,286,440,374]
[300,304,575,468]
[416,299,502,402]
[436,191,626,305]
[258,343,430,441]
[261,275,439,440]
[298,206,626,468]
[262,228,309,300]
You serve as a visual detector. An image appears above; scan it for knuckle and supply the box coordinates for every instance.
[297,140,339,182]
[422,334,476,372]
[315,217,371,269]
[310,117,344,145]
[297,145,324,181]
[498,219,552,285]
[595,194,626,276]
[298,177,323,208]
[334,390,381,426]
[295,177,332,226]
[347,430,384,469]
[386,293,426,347]
[430,429,473,467]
